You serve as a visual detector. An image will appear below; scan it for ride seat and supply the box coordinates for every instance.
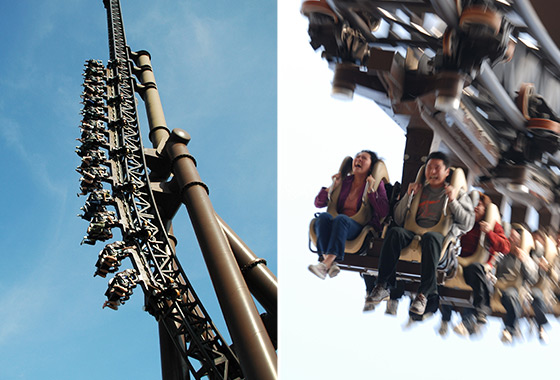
[443,200,501,291]
[490,224,534,315]
[399,165,468,264]
[309,158,390,255]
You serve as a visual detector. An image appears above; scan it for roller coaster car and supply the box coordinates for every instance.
[95,255,119,278]
[103,300,120,310]
[396,165,468,284]
[308,158,390,256]
[301,0,337,24]
[79,203,108,221]
[86,222,113,241]
[88,189,112,204]
[490,224,534,316]
[515,83,560,155]
[459,5,502,37]
[79,181,103,196]
[440,3,514,78]
[104,271,136,307]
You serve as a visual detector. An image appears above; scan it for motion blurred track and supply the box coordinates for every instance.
[303,0,560,229]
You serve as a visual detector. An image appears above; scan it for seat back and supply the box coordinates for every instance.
[326,156,353,214]
[516,223,535,255]
[400,166,467,263]
[403,166,467,237]
[458,202,501,267]
[444,199,500,290]
[309,158,389,254]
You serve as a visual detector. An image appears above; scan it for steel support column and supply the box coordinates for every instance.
[165,129,277,380]
[131,49,277,376]
[131,50,171,150]
[215,215,278,317]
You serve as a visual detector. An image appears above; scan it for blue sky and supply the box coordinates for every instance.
[0,1,276,379]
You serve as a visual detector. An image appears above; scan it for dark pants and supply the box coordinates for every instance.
[464,263,492,316]
[440,263,490,324]
[501,287,549,332]
[440,304,475,323]
[501,287,522,333]
[377,227,443,297]
[531,288,549,328]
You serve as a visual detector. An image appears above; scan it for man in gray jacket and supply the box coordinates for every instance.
[369,151,475,315]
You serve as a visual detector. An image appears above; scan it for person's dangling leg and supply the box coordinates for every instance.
[325,214,363,261]
[369,227,414,303]
[308,212,334,279]
[314,212,333,257]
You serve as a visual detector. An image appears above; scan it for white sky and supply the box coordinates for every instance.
[278,1,560,378]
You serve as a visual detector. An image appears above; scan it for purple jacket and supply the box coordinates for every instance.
[315,175,389,231]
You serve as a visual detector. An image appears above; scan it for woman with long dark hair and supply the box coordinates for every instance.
[308,150,389,279]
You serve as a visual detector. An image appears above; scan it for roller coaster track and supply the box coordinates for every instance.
[77,0,244,378]
[300,0,560,311]
[303,0,560,224]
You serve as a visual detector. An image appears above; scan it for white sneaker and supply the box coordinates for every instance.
[327,263,341,278]
[438,321,449,336]
[538,327,548,344]
[453,322,469,337]
[308,262,328,280]
[385,299,398,315]
[501,329,513,344]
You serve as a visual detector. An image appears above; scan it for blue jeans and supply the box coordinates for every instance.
[314,212,363,261]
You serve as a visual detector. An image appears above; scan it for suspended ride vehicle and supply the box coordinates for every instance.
[302,0,560,326]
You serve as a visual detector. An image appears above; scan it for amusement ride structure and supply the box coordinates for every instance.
[303,0,560,319]
[75,1,277,379]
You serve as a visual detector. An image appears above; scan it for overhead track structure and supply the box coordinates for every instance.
[76,1,277,379]
[302,0,560,301]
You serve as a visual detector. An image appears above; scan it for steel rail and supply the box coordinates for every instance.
[86,1,245,378]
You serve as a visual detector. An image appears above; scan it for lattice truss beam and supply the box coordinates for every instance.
[75,1,244,379]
